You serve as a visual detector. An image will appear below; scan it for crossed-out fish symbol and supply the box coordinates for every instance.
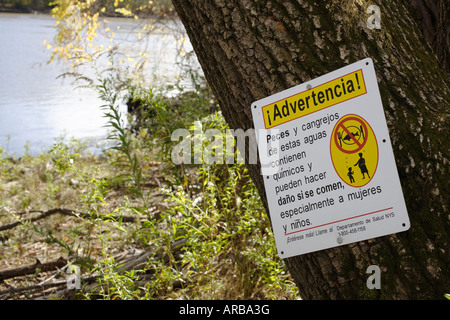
[337,125,365,147]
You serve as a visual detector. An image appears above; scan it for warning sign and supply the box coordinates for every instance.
[251,58,410,258]
[330,114,378,187]
[262,69,366,129]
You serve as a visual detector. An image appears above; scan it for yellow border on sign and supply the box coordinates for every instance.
[262,69,367,129]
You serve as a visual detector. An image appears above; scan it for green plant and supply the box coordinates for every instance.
[87,256,141,300]
[135,111,299,299]
[96,74,152,215]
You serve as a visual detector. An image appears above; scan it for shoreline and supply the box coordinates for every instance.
[0,6,52,14]
[0,6,177,19]
[0,9,49,14]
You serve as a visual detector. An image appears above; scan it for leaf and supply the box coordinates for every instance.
[115,8,133,17]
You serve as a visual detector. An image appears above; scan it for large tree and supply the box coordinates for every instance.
[171,0,449,299]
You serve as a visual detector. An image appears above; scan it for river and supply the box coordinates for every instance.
[0,13,197,156]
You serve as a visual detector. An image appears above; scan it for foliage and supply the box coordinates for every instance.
[159,161,295,299]
[0,81,298,299]
[96,74,150,213]
[0,0,298,300]
[87,67,297,298]
[112,83,297,298]
[47,0,176,65]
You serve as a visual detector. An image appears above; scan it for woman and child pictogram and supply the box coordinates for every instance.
[347,152,370,184]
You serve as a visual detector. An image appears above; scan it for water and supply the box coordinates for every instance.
[0,13,197,156]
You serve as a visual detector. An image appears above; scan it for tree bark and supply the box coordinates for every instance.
[171,0,449,299]
[405,0,449,71]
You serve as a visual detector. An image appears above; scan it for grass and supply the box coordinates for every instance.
[0,78,299,300]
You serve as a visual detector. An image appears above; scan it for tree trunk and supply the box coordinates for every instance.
[171,0,449,299]
[406,0,449,71]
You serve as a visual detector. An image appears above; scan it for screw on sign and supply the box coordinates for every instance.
[330,114,379,187]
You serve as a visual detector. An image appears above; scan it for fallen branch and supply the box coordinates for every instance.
[0,239,188,299]
[0,208,136,232]
[0,273,99,300]
[0,279,68,300]
[117,238,187,273]
[0,257,68,281]
[82,238,188,297]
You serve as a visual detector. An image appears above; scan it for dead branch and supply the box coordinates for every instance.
[0,208,137,232]
[0,238,187,299]
[0,257,68,281]
[116,238,187,273]
[82,238,188,297]
[0,273,99,300]
[0,279,68,300]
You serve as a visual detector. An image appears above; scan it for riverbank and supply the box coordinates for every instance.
[0,137,299,300]
[0,3,299,299]
[0,8,50,14]
[0,79,299,299]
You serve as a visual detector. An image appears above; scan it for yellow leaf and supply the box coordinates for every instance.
[115,8,133,17]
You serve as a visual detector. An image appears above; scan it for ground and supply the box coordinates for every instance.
[0,109,299,300]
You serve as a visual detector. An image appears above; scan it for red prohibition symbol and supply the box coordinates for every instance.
[334,116,369,154]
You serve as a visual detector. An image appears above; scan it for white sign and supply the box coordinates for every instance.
[251,58,410,258]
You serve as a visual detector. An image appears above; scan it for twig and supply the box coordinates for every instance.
[0,274,99,299]
[0,239,188,299]
[82,238,188,296]
[0,279,68,299]
[0,257,68,281]
[0,208,136,232]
